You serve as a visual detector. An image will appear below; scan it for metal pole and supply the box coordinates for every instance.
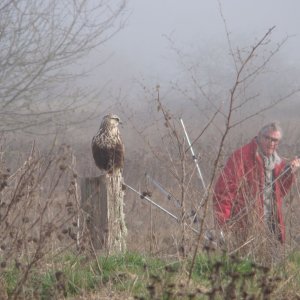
[180,118,206,191]
[125,183,179,220]
[146,173,181,208]
[224,164,295,224]
[263,164,293,194]
[124,182,199,234]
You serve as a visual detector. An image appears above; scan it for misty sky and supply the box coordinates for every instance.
[97,0,300,91]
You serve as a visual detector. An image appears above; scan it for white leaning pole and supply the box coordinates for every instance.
[146,173,181,208]
[180,119,227,245]
[124,182,200,234]
[180,118,207,192]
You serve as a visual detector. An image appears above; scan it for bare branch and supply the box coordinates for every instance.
[0,0,127,133]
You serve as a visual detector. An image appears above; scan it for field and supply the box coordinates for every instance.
[2,247,300,299]
[2,1,300,299]
[1,112,300,300]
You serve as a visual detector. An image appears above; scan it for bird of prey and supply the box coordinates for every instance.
[92,114,124,175]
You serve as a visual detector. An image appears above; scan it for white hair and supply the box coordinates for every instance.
[258,122,283,138]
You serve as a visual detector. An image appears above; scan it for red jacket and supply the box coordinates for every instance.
[213,138,295,242]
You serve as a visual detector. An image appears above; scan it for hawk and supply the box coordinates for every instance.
[92,114,124,175]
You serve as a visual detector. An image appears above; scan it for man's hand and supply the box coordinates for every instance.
[290,157,300,173]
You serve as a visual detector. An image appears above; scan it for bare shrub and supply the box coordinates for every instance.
[0,140,81,298]
[117,24,300,283]
[0,0,126,134]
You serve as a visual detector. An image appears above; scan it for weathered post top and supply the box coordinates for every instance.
[80,172,126,254]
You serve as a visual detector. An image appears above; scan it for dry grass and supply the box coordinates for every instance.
[0,141,84,299]
[0,132,299,299]
[0,139,299,300]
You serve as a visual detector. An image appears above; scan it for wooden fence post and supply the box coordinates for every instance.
[80,172,127,253]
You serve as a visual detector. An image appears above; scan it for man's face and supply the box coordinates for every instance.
[259,130,281,157]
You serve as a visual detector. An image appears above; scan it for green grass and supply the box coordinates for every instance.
[1,250,300,299]
[2,265,19,295]
[0,252,166,298]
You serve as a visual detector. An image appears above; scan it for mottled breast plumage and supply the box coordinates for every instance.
[91,114,124,175]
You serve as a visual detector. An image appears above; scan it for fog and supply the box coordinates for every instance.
[75,0,300,152]
[2,2,300,285]
[3,0,300,173]
[97,0,300,89]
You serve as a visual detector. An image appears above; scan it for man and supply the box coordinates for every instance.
[213,122,300,243]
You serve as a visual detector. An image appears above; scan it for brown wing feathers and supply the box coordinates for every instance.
[91,114,124,174]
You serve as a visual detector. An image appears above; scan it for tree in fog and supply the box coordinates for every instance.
[0,0,126,133]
